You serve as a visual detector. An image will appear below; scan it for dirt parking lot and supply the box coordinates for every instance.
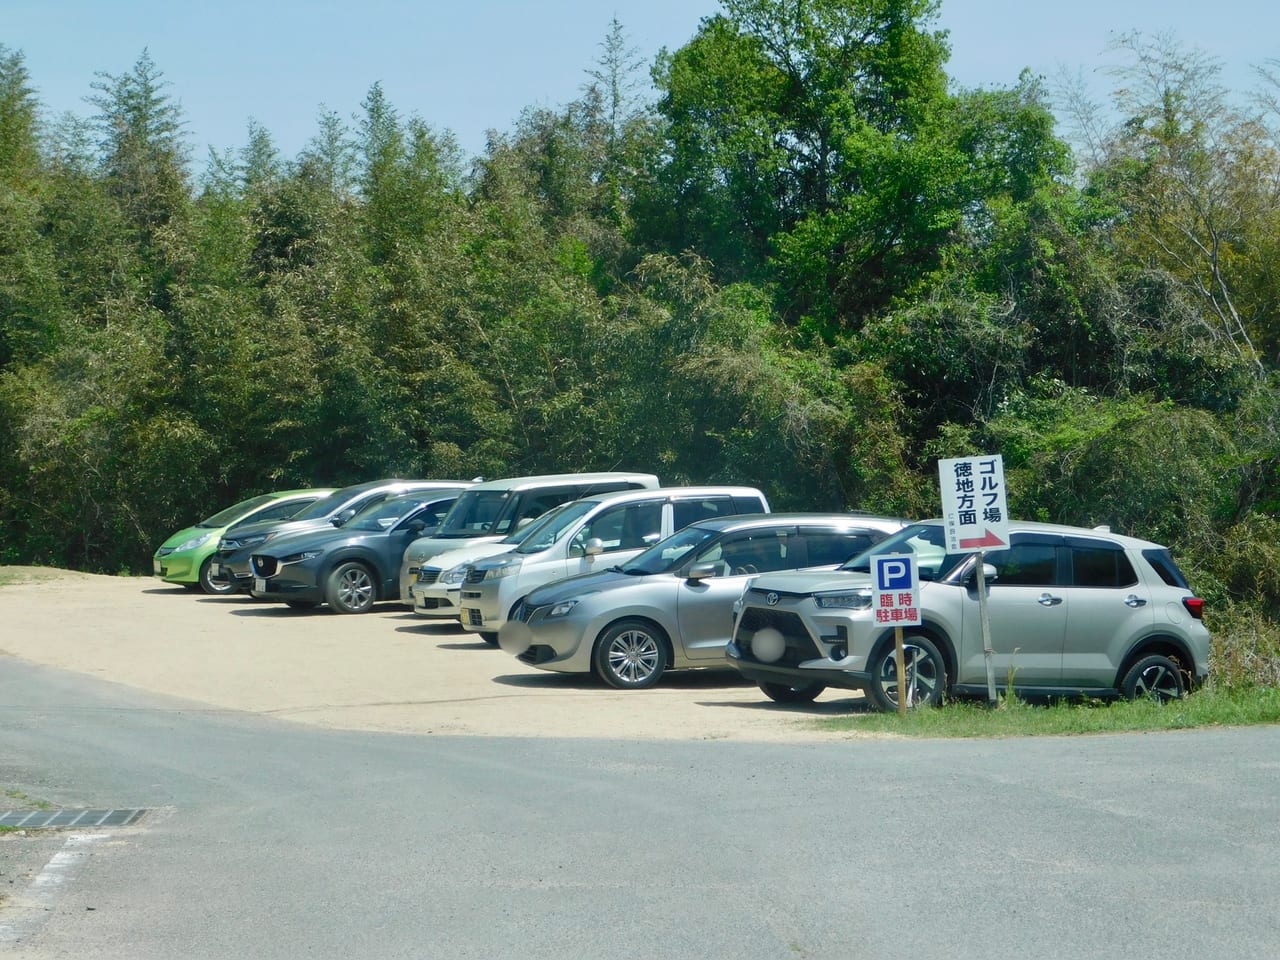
[0,567,873,742]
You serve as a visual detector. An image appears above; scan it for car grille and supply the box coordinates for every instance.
[417,567,441,585]
[464,567,485,585]
[510,600,535,624]
[251,556,278,577]
[736,607,820,667]
[465,608,483,627]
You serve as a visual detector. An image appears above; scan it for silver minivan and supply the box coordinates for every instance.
[459,486,772,642]
[400,472,660,618]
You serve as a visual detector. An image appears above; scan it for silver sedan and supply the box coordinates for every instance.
[498,513,906,688]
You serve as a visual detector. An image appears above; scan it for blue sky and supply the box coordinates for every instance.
[3,0,1275,164]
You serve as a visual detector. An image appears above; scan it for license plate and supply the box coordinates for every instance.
[210,562,220,576]
[462,608,483,628]
[153,560,162,575]
[254,577,266,593]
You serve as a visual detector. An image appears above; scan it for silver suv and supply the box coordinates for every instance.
[725,520,1210,710]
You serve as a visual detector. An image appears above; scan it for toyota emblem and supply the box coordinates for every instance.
[766,592,780,606]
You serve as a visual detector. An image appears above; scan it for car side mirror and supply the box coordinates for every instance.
[332,508,357,527]
[685,561,719,582]
[968,562,998,583]
[583,538,604,557]
[406,519,428,535]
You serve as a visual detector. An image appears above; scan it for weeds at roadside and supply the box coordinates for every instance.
[818,685,1280,738]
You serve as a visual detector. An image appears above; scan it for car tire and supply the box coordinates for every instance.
[1120,654,1185,702]
[478,631,499,646]
[326,562,376,614]
[868,634,946,712]
[198,557,236,595]
[593,619,669,689]
[757,681,826,704]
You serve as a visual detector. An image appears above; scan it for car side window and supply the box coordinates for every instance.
[986,543,1059,586]
[700,532,790,576]
[803,530,880,567]
[1072,545,1138,588]
[577,502,662,554]
[673,497,734,529]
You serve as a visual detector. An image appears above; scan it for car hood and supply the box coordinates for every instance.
[158,524,219,551]
[745,569,872,595]
[523,568,637,607]
[223,516,338,542]
[250,523,393,557]
[405,537,509,569]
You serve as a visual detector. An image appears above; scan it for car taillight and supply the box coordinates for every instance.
[1182,597,1205,620]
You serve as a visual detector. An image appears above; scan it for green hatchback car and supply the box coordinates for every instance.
[153,489,334,594]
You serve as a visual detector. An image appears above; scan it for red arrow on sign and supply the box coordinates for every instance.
[960,529,1006,549]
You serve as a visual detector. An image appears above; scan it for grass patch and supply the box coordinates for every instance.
[816,685,1280,738]
[3,788,53,810]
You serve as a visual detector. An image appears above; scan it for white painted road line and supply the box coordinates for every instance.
[0,832,110,946]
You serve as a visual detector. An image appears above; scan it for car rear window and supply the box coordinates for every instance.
[1141,548,1191,589]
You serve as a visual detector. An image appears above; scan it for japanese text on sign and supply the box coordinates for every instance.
[938,455,1010,553]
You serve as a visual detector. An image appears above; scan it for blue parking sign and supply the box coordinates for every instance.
[874,556,914,592]
[872,554,920,627]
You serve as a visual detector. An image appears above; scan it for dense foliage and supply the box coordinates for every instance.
[1,5,1278,683]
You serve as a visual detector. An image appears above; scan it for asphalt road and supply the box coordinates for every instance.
[1,657,1278,959]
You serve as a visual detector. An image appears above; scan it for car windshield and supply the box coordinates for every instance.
[293,488,366,521]
[433,490,516,538]
[619,526,720,576]
[513,500,596,554]
[199,494,276,528]
[346,496,425,532]
[840,523,966,581]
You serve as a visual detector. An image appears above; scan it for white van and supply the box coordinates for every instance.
[452,486,772,642]
[399,472,660,615]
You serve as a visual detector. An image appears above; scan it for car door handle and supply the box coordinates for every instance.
[1037,593,1063,606]
[1124,594,1148,607]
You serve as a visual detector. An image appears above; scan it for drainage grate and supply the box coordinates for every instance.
[0,809,147,829]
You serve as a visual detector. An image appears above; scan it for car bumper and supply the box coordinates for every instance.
[249,570,324,604]
[153,551,198,583]
[724,639,873,691]
[413,584,462,619]
[502,613,593,673]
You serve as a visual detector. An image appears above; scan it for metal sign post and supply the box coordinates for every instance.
[938,455,1010,708]
[893,627,907,717]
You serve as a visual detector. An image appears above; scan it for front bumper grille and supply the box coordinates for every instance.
[464,567,485,585]
[736,607,821,667]
[251,556,278,577]
[417,568,441,585]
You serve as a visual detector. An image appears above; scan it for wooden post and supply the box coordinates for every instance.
[894,625,908,715]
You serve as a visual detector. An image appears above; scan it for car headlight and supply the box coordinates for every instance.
[815,590,873,610]
[442,564,468,585]
[173,533,213,553]
[280,550,322,566]
[547,599,579,618]
[225,534,267,551]
[484,558,523,581]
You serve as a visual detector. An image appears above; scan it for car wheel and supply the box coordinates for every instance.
[868,634,946,711]
[198,557,236,595]
[593,620,669,689]
[757,681,826,704]
[286,600,318,610]
[326,562,376,614]
[478,631,499,646]
[1121,654,1185,702]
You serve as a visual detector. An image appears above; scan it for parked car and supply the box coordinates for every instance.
[153,488,335,594]
[458,486,772,644]
[248,490,463,613]
[401,472,660,621]
[725,519,1211,710]
[498,513,907,688]
[212,479,473,593]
